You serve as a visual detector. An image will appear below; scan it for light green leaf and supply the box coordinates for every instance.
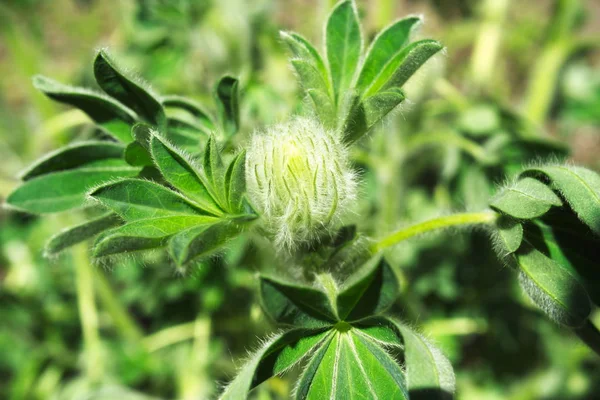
[291,59,331,99]
[356,16,421,95]
[162,95,215,129]
[214,76,239,136]
[336,255,399,321]
[149,135,222,215]
[260,276,337,328]
[280,31,330,92]
[45,213,123,256]
[90,179,208,220]
[490,177,562,219]
[326,0,362,105]
[363,87,406,127]
[93,50,166,129]
[295,329,408,400]
[307,89,336,129]
[203,135,225,196]
[523,165,600,235]
[495,216,524,254]
[20,141,125,180]
[7,163,139,214]
[380,39,444,93]
[516,244,591,328]
[33,75,136,142]
[92,215,215,257]
[219,329,331,400]
[392,320,455,400]
[168,222,241,266]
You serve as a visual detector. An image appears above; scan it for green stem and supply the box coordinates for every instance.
[73,244,103,383]
[143,321,197,352]
[371,211,497,253]
[574,319,600,357]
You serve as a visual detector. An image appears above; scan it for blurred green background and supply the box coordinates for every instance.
[0,0,599,399]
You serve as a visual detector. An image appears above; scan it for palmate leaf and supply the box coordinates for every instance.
[32,75,136,143]
[94,50,167,130]
[7,162,140,214]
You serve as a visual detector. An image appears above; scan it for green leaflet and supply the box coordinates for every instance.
[362,88,406,127]
[326,0,361,105]
[307,89,336,129]
[381,39,444,92]
[392,321,455,400]
[90,179,208,220]
[336,255,399,321]
[291,59,331,100]
[490,177,562,219]
[260,276,337,328]
[92,215,216,257]
[168,222,242,267]
[356,16,421,95]
[280,31,330,93]
[165,118,207,152]
[149,135,222,215]
[7,163,140,214]
[219,329,331,400]
[203,135,225,201]
[523,165,600,235]
[524,210,600,306]
[224,151,247,213]
[162,95,215,129]
[20,141,125,180]
[124,142,154,167]
[214,76,240,136]
[32,75,136,142]
[339,93,367,144]
[45,213,123,256]
[93,50,166,129]
[295,329,408,400]
[495,215,524,254]
[515,244,591,328]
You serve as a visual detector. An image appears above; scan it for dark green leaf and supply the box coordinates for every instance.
[90,179,208,220]
[523,165,600,235]
[224,151,246,213]
[7,163,139,214]
[124,142,153,167]
[203,135,225,196]
[92,215,215,257]
[490,177,562,219]
[339,93,367,144]
[162,95,215,129]
[495,215,524,254]
[336,255,399,321]
[392,320,455,400]
[356,16,421,95]
[306,89,336,129]
[93,50,166,129]
[20,141,125,180]
[260,276,337,328]
[33,75,136,142]
[149,135,222,215]
[214,76,239,136]
[45,213,123,256]
[168,222,241,266]
[363,87,406,127]
[515,244,591,328]
[326,0,361,105]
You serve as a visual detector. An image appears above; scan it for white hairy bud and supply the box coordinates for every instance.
[246,117,357,249]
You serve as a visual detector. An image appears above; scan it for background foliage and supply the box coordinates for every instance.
[0,0,599,399]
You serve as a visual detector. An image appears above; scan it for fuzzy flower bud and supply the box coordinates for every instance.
[246,117,357,249]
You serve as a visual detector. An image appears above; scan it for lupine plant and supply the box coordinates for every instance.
[4,0,600,398]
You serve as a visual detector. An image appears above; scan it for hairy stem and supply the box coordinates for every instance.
[371,211,497,253]
[574,319,600,358]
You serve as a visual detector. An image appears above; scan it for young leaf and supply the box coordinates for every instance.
[149,135,222,215]
[45,213,123,256]
[356,16,421,95]
[20,141,125,180]
[280,31,330,91]
[90,179,209,220]
[224,150,246,213]
[523,165,600,235]
[295,330,409,400]
[392,320,455,400]
[516,244,591,328]
[336,255,399,321]
[203,135,225,194]
[33,75,136,142]
[381,39,443,92]
[168,222,241,267]
[93,50,166,129]
[162,95,215,129]
[495,215,524,254]
[219,329,331,400]
[7,163,139,214]
[93,215,215,257]
[290,60,331,100]
[363,87,406,127]
[490,177,562,219]
[214,76,240,136]
[326,0,362,105]
[260,276,337,327]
